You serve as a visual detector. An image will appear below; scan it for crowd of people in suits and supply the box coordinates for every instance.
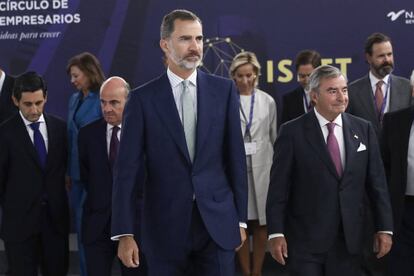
[0,8,414,276]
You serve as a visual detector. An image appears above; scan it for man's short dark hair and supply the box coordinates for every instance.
[365,32,391,55]
[13,71,47,101]
[295,50,322,71]
[160,9,202,39]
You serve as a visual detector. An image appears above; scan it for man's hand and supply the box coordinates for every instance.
[118,236,140,267]
[373,232,392,258]
[269,237,288,265]
[235,227,247,251]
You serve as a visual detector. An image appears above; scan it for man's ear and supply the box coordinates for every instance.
[12,95,19,107]
[160,39,169,54]
[310,91,318,105]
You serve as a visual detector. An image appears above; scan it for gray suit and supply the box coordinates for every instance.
[346,74,412,137]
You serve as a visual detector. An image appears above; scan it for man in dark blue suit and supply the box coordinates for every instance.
[0,72,69,276]
[78,77,146,276]
[111,9,247,276]
[266,65,393,276]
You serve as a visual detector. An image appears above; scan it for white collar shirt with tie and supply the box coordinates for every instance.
[369,71,390,113]
[167,68,198,122]
[106,123,122,154]
[314,108,345,169]
[20,111,48,152]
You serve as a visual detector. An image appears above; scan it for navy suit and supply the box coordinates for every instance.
[0,74,16,124]
[111,70,247,275]
[79,119,146,276]
[266,111,393,275]
[281,86,306,124]
[0,113,69,276]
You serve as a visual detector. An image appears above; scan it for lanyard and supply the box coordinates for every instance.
[302,91,312,112]
[239,92,255,139]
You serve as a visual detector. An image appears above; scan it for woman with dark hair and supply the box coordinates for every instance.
[66,52,105,276]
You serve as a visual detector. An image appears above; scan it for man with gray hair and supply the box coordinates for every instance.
[78,77,146,275]
[266,65,393,276]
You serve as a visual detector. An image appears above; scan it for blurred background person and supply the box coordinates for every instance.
[230,51,277,276]
[79,76,146,276]
[0,68,16,124]
[66,52,105,276]
[281,50,321,124]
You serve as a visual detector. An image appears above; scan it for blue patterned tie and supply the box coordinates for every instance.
[30,122,47,169]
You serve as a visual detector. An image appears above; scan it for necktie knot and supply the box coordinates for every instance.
[112,125,119,136]
[327,122,336,134]
[30,122,40,131]
[376,80,384,88]
[182,79,190,91]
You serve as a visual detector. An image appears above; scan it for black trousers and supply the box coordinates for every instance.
[5,206,68,276]
[84,219,147,276]
[387,198,414,276]
[289,234,360,276]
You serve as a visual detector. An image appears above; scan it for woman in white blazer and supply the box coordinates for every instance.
[230,52,277,276]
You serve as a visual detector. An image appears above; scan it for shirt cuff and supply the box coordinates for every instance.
[111,233,134,241]
[377,231,393,235]
[268,233,284,240]
[239,222,247,229]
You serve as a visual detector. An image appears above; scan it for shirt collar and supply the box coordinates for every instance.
[19,111,46,126]
[106,123,122,133]
[369,71,390,87]
[167,68,197,89]
[314,108,343,128]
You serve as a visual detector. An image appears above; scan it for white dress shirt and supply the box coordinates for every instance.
[19,111,48,151]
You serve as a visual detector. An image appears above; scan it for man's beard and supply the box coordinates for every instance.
[373,62,394,78]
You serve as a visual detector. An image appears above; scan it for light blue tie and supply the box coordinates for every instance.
[181,80,196,162]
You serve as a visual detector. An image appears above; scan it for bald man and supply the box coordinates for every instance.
[78,77,146,276]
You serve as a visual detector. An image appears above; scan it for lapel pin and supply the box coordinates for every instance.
[354,134,358,139]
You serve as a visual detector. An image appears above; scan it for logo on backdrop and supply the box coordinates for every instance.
[387,9,414,24]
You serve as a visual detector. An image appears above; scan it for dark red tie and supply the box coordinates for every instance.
[326,122,343,177]
[109,126,120,170]
[375,80,384,116]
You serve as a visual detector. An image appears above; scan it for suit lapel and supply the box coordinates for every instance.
[342,114,360,179]
[195,71,216,161]
[358,76,379,128]
[304,111,339,179]
[152,74,190,163]
[15,115,42,169]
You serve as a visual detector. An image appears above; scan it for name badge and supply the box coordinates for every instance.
[244,142,257,155]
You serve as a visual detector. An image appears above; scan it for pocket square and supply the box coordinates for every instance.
[357,142,366,152]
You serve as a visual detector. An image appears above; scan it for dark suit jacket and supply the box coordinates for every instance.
[78,118,142,244]
[0,113,69,242]
[111,70,247,258]
[0,74,17,124]
[347,74,412,137]
[281,86,306,124]
[266,111,393,254]
[382,106,414,234]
